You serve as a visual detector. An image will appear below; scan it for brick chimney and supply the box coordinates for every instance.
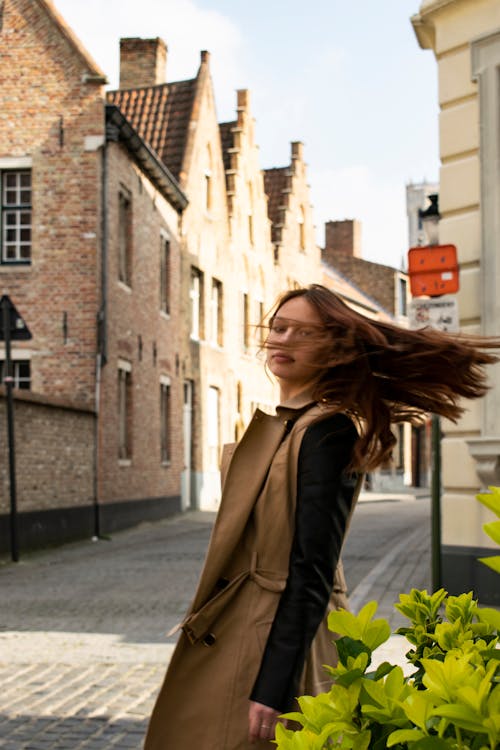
[324,219,362,264]
[119,38,167,89]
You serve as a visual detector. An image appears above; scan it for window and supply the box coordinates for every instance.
[0,359,30,389]
[160,378,171,464]
[118,361,132,460]
[398,277,408,317]
[207,386,220,470]
[190,267,203,340]
[242,293,249,351]
[160,234,170,314]
[210,278,223,346]
[204,145,213,212]
[257,300,265,345]
[118,188,132,286]
[298,205,306,251]
[1,170,32,264]
[395,424,405,471]
[247,181,254,246]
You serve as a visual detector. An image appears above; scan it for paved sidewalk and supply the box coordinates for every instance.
[0,494,430,749]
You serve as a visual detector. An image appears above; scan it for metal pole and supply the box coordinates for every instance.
[1,297,19,562]
[431,413,441,590]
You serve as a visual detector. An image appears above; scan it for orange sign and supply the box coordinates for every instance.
[408,244,459,297]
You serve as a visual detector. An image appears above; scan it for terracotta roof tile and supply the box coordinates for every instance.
[107,78,197,180]
[263,167,289,243]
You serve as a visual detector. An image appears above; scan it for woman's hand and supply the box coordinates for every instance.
[248,700,280,743]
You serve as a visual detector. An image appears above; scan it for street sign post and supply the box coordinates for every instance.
[0,295,32,562]
[408,244,459,297]
[408,295,459,333]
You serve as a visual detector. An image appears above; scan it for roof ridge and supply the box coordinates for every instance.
[33,0,106,81]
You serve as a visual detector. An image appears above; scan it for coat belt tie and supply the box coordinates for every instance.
[171,567,287,645]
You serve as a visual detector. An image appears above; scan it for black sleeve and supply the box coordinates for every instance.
[250,413,358,712]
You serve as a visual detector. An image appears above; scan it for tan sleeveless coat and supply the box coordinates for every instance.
[144,398,361,750]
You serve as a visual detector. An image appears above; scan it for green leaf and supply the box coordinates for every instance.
[476,487,500,518]
[402,690,438,729]
[371,662,397,681]
[411,738,453,750]
[431,703,490,735]
[328,602,391,652]
[478,555,500,574]
[476,606,500,631]
[336,636,371,665]
[387,728,426,746]
[483,520,500,546]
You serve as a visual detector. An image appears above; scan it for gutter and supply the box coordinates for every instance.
[105,104,188,213]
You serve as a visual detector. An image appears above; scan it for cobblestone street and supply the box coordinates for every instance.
[0,497,431,749]
[0,512,215,749]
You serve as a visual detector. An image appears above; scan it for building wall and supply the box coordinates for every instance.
[97,141,183,510]
[0,389,95,553]
[0,0,105,407]
[273,142,321,291]
[406,181,440,251]
[221,90,278,430]
[412,0,500,603]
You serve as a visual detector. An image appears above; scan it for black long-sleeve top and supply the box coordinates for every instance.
[250,412,359,711]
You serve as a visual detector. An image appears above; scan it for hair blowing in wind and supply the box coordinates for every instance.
[266,285,500,471]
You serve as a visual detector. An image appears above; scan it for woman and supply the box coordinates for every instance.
[144,284,499,750]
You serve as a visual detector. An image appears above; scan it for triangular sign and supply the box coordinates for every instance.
[0,295,32,341]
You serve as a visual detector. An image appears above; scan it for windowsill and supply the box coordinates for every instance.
[161,460,171,468]
[117,280,132,293]
[208,341,224,352]
[160,310,171,321]
[0,263,32,271]
[118,458,132,467]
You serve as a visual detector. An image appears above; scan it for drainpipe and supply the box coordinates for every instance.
[93,129,108,540]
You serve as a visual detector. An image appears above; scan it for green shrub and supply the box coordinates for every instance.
[276,593,500,750]
[477,486,500,575]
[276,486,500,749]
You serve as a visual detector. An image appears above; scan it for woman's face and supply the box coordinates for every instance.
[266,296,329,390]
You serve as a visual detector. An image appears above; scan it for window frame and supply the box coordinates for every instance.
[242,292,250,351]
[160,376,171,465]
[209,277,223,347]
[0,358,31,389]
[160,232,171,315]
[190,266,204,340]
[1,169,32,265]
[118,360,132,462]
[118,187,132,287]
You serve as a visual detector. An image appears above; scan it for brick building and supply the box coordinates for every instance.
[321,219,422,490]
[1,0,403,550]
[0,0,187,549]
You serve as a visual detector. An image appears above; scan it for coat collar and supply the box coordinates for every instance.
[275,387,316,416]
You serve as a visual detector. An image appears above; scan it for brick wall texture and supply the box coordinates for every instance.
[0,390,95,514]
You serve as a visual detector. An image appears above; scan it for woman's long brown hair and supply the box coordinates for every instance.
[268,284,500,471]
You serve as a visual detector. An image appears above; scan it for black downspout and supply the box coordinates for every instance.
[93,128,108,540]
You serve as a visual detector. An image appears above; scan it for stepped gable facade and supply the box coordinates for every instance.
[263,143,320,290]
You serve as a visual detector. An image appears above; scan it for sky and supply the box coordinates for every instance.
[54,0,440,270]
